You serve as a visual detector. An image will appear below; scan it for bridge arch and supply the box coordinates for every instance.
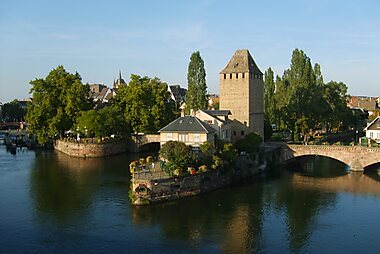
[280,144,380,172]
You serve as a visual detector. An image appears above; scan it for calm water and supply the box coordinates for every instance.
[1,145,380,254]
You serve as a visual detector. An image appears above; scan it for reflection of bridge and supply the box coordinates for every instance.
[292,173,380,195]
[0,122,20,130]
[280,144,380,172]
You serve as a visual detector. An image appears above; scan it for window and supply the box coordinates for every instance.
[223,74,226,79]
[236,73,238,78]
[242,73,245,78]
[205,120,212,125]
[370,132,374,138]
[194,134,200,142]
[241,131,245,136]
[230,74,232,79]
[244,121,247,126]
[166,133,173,140]
[233,131,236,136]
[179,133,189,142]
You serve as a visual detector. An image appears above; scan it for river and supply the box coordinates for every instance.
[1,145,380,253]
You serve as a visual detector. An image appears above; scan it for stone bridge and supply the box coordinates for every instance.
[130,134,161,152]
[280,144,380,172]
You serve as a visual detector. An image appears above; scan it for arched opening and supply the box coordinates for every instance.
[138,142,160,152]
[364,162,380,182]
[284,155,349,177]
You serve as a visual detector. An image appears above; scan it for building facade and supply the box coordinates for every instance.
[219,49,264,139]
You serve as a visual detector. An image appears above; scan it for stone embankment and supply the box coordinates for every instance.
[54,139,130,158]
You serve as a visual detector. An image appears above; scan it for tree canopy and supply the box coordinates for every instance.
[1,100,27,122]
[111,74,177,133]
[26,66,91,144]
[74,107,129,138]
[186,51,208,111]
[264,49,355,142]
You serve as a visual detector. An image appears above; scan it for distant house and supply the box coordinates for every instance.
[159,115,215,148]
[89,84,115,106]
[195,109,232,142]
[347,96,379,116]
[168,85,187,107]
[207,94,219,109]
[364,116,380,143]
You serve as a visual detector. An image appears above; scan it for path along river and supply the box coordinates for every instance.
[1,145,380,253]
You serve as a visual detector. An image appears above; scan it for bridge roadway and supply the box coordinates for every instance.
[280,143,380,172]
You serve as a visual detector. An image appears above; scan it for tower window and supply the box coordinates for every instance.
[241,131,245,136]
[223,74,226,79]
[230,74,232,79]
[242,73,245,78]
[236,73,238,79]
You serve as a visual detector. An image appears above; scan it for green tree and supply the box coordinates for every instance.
[159,141,194,174]
[74,107,129,139]
[112,75,177,133]
[235,132,262,153]
[264,67,276,124]
[26,66,91,144]
[186,51,208,111]
[1,100,27,122]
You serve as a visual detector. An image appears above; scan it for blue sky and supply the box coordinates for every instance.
[0,0,379,102]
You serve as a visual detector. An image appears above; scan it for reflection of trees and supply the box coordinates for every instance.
[276,157,343,252]
[131,182,265,253]
[30,151,138,225]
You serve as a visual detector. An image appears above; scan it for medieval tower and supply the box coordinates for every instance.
[220,49,264,138]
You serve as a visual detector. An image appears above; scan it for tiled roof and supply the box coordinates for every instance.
[159,116,215,133]
[220,49,263,74]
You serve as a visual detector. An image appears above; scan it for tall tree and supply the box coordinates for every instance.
[264,67,276,124]
[186,51,208,112]
[26,66,91,144]
[112,74,177,133]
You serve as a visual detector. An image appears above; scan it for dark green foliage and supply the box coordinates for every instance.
[112,74,177,133]
[264,67,276,124]
[265,49,357,142]
[199,141,217,166]
[220,143,238,165]
[186,51,208,111]
[74,107,130,138]
[159,141,195,174]
[235,132,263,153]
[26,66,91,144]
[1,99,27,122]
[264,117,273,141]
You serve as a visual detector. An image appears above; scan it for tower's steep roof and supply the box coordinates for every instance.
[220,49,263,74]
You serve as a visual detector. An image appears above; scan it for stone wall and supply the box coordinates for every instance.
[130,146,281,205]
[54,139,130,158]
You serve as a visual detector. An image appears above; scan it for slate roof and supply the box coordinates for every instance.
[169,85,187,103]
[203,110,231,117]
[220,49,263,74]
[364,116,380,131]
[159,116,215,133]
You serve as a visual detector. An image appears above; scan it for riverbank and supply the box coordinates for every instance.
[130,144,281,205]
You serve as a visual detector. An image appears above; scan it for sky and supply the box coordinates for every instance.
[0,0,379,102]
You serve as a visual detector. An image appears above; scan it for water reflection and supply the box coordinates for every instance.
[29,151,138,225]
[19,149,380,253]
